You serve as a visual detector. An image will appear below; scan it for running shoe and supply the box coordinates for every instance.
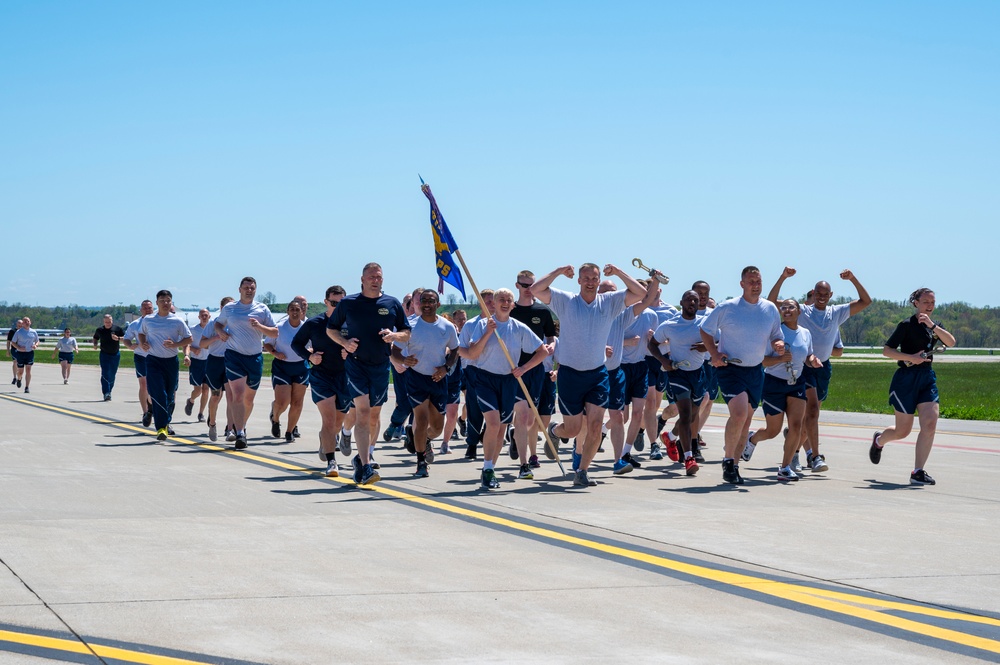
[518,464,534,480]
[458,417,467,437]
[545,423,561,459]
[777,466,799,482]
[508,428,519,460]
[571,449,582,472]
[869,432,883,464]
[414,460,429,478]
[439,442,450,455]
[167,426,175,436]
[660,432,679,462]
[15,378,21,388]
[465,443,478,460]
[451,429,459,441]
[404,425,416,454]
[339,432,352,457]
[142,410,152,428]
[722,459,739,485]
[741,433,756,462]
[156,428,168,441]
[234,433,247,450]
[910,469,936,485]
[352,455,363,484]
[271,417,281,439]
[573,470,596,487]
[292,426,300,438]
[324,459,339,477]
[208,423,217,442]
[649,441,664,461]
[528,454,540,469]
[10,378,15,385]
[805,451,814,468]
[810,454,829,473]
[198,413,205,422]
[24,387,29,394]
[790,451,803,474]
[104,394,112,401]
[424,443,435,464]
[684,457,699,476]
[622,452,641,470]
[656,415,667,437]
[548,422,568,444]
[612,459,633,475]
[483,469,500,490]
[370,454,380,470]
[285,432,293,443]
[184,399,194,417]
[226,428,236,442]
[361,463,380,485]
[633,429,645,452]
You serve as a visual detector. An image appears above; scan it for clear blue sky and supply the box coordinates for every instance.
[2,1,997,309]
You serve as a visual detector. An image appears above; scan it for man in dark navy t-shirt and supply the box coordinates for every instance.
[326,262,410,485]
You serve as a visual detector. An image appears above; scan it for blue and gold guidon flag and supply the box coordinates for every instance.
[420,178,467,300]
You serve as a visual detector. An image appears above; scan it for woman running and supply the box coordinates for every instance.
[53,328,79,384]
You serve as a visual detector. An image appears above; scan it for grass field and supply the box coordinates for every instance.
[9,350,999,422]
[842,347,998,356]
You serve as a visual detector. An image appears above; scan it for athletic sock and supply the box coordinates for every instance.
[325,452,335,461]
[483,460,494,470]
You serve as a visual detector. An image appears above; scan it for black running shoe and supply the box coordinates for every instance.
[292,426,300,438]
[352,455,363,484]
[869,431,883,465]
[910,469,936,485]
[234,433,247,450]
[458,417,467,437]
[16,378,21,388]
[634,429,645,451]
[509,429,519,460]
[722,459,739,484]
[415,460,429,478]
[184,399,194,417]
[622,452,642,470]
[167,426,175,436]
[361,464,380,486]
[404,425,416,454]
[271,417,281,439]
[142,410,152,428]
[285,431,293,443]
[465,442,478,460]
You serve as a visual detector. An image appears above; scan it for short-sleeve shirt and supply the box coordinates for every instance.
[55,337,79,353]
[326,292,409,366]
[125,319,148,358]
[799,303,851,362]
[765,324,814,381]
[202,317,228,358]
[266,319,306,363]
[94,325,126,354]
[189,323,208,360]
[12,328,40,352]
[140,313,192,359]
[607,308,639,370]
[700,297,783,367]
[510,301,557,365]
[398,316,459,376]
[216,301,276,356]
[622,309,659,365]
[463,317,542,375]
[653,314,707,369]
[546,287,628,371]
[886,315,939,368]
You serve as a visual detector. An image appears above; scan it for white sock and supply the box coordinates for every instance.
[483,460,494,470]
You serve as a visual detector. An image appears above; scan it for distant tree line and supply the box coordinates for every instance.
[4,298,999,347]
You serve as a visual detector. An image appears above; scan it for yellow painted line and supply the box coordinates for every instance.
[0,628,216,664]
[5,394,1000,657]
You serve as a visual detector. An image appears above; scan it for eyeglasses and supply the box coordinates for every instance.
[516,282,533,289]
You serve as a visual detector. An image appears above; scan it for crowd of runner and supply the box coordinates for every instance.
[4,263,955,488]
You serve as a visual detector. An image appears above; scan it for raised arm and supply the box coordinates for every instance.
[529,265,574,305]
[767,266,795,304]
[605,264,648,306]
[840,269,873,316]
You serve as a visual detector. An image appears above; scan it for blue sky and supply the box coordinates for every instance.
[2,1,997,310]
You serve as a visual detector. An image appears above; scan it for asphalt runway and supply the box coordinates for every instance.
[1,364,998,664]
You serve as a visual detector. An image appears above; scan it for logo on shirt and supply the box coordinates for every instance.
[531,317,541,325]
[378,308,390,316]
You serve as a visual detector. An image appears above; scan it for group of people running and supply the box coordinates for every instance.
[5,262,955,488]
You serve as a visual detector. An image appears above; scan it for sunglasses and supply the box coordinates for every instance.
[516,282,533,289]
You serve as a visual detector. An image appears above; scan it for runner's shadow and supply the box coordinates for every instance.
[69,399,111,403]
[860,479,922,490]
[660,483,751,494]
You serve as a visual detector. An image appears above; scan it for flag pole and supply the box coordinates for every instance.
[450,248,566,476]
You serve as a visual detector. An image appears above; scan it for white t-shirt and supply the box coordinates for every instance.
[547,288,627,371]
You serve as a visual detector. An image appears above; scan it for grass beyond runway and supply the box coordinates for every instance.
[10,350,999,422]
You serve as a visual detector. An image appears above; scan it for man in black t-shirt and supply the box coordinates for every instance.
[7,319,23,386]
[509,270,558,468]
[93,314,126,401]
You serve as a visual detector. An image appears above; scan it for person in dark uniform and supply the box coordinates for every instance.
[870,288,956,486]
[93,314,126,401]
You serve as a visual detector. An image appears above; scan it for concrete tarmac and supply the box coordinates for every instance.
[1,364,999,664]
